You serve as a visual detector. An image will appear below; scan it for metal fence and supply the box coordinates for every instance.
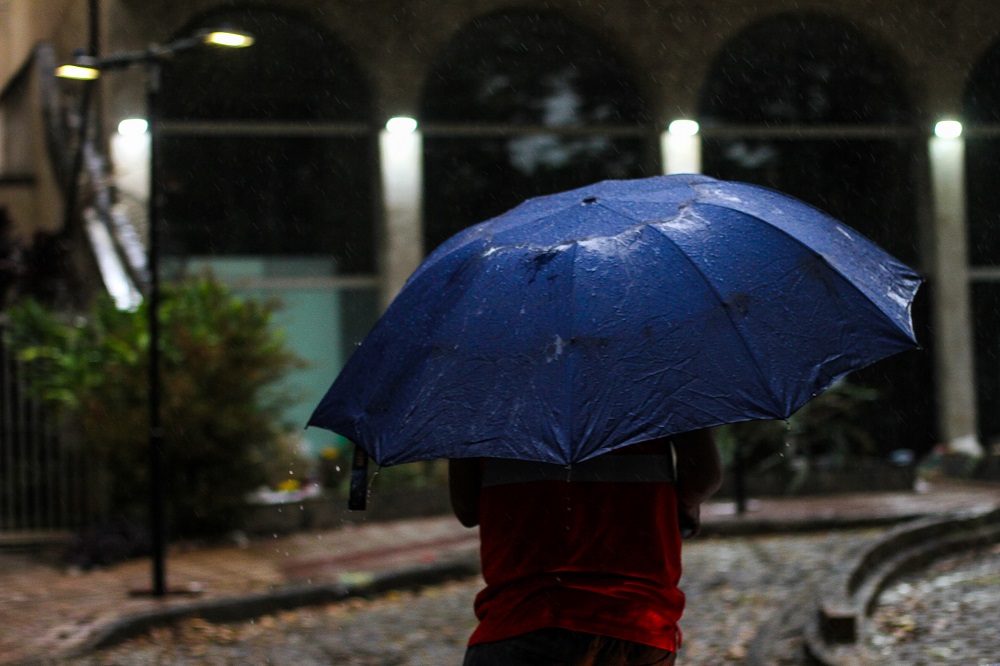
[0,316,101,536]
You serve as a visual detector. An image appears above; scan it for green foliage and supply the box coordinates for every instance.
[785,380,882,463]
[716,380,883,475]
[7,278,304,537]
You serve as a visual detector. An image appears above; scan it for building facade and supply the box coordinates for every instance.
[2,0,999,458]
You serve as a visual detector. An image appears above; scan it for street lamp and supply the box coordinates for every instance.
[55,29,254,80]
[56,28,253,597]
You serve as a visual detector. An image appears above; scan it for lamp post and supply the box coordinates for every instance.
[57,29,253,597]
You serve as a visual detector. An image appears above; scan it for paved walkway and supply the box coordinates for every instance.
[2,478,999,665]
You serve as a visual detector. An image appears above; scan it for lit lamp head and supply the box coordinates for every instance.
[55,58,102,80]
[934,119,963,140]
[202,29,254,48]
[386,116,418,134]
[668,119,700,137]
[118,118,149,136]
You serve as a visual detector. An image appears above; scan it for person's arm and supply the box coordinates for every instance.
[673,428,723,537]
[448,458,482,527]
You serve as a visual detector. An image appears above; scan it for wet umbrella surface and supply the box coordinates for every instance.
[309,174,921,466]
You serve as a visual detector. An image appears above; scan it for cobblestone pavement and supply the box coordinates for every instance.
[867,544,1000,665]
[50,529,885,666]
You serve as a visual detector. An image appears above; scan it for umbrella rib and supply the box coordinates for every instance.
[564,241,581,464]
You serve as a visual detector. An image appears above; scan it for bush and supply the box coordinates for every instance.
[7,278,304,538]
[716,380,883,480]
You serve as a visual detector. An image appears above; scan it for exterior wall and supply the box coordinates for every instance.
[0,50,62,238]
[1,0,93,238]
[88,0,1000,128]
[0,182,35,238]
[0,0,91,91]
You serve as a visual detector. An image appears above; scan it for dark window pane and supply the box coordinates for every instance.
[973,283,1000,442]
[423,135,648,251]
[964,41,1000,445]
[700,14,910,125]
[422,11,648,126]
[703,138,919,263]
[966,138,1000,266]
[156,8,375,271]
[161,136,375,273]
[161,9,371,122]
[964,38,1000,123]
[964,40,1000,265]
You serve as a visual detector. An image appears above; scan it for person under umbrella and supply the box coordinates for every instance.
[450,428,721,665]
[308,174,922,664]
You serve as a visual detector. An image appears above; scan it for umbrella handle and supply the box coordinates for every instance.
[348,445,369,511]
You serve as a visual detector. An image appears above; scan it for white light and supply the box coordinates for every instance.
[934,120,963,139]
[118,118,149,136]
[668,119,700,137]
[386,116,418,134]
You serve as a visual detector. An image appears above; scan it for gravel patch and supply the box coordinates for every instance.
[867,544,1000,665]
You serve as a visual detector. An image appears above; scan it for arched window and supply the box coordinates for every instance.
[159,8,375,274]
[964,37,1000,443]
[155,8,378,455]
[420,10,652,252]
[699,13,934,454]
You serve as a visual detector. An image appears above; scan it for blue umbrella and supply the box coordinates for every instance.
[309,174,921,467]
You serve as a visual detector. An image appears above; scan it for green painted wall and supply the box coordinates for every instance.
[168,257,378,458]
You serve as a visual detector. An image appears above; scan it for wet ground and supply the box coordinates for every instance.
[867,544,1000,665]
[51,529,885,665]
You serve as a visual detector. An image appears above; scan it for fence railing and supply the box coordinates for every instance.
[0,316,102,537]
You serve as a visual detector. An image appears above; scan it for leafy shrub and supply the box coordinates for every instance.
[716,380,883,477]
[7,278,304,537]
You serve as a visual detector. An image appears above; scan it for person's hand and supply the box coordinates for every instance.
[678,503,701,538]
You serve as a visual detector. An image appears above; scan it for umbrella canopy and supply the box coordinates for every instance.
[309,174,921,466]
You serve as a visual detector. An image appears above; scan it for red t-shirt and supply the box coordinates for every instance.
[468,440,684,651]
